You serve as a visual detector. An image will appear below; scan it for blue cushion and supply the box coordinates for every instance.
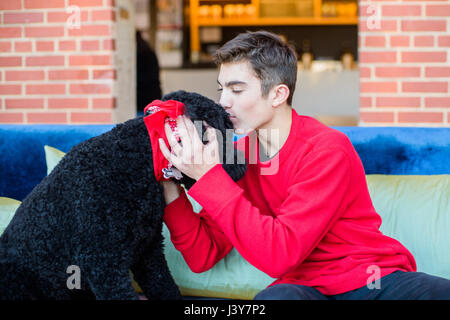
[336,127,450,174]
[0,125,113,201]
[1,125,449,201]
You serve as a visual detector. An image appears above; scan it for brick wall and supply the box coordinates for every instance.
[359,0,449,126]
[0,0,131,124]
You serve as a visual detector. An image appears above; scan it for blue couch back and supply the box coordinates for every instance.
[1,124,449,201]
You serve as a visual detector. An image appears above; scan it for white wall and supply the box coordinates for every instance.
[160,68,359,121]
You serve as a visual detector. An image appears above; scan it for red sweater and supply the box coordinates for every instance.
[163,109,416,295]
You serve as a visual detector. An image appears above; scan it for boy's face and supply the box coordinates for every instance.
[217,60,274,134]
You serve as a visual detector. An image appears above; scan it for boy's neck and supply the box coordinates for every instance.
[256,106,293,159]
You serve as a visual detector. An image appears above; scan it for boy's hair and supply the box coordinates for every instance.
[213,30,298,106]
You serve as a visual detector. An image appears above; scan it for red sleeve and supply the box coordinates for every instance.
[187,148,352,278]
[163,189,233,273]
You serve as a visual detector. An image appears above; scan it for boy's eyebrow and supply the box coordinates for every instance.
[217,80,247,87]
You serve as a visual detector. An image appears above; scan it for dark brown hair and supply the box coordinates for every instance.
[214,30,298,106]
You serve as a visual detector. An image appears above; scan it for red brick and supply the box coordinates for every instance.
[361,82,398,93]
[0,113,24,123]
[47,11,89,23]
[0,57,22,67]
[376,97,421,108]
[426,5,450,17]
[71,112,112,124]
[92,98,116,109]
[69,0,104,7]
[26,84,66,95]
[359,20,397,33]
[438,36,450,47]
[5,98,44,109]
[382,5,421,16]
[5,70,45,81]
[401,52,446,63]
[359,52,397,63]
[375,67,421,78]
[24,0,65,9]
[0,0,21,10]
[81,40,100,51]
[359,67,371,78]
[103,39,115,50]
[365,36,386,47]
[92,9,116,21]
[58,40,77,51]
[398,112,443,123]
[25,26,64,38]
[93,69,116,80]
[0,27,22,38]
[0,42,12,52]
[36,41,54,51]
[0,85,22,95]
[360,97,372,108]
[390,35,409,47]
[3,12,43,24]
[360,112,394,123]
[69,55,111,66]
[68,25,110,37]
[48,69,89,80]
[26,56,64,66]
[70,83,111,94]
[414,36,434,47]
[15,41,32,52]
[48,98,88,109]
[27,112,67,124]
[425,67,450,78]
[425,97,450,108]
[401,20,446,32]
[402,82,447,93]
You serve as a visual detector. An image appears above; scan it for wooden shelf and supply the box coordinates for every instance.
[189,0,358,63]
[197,17,358,27]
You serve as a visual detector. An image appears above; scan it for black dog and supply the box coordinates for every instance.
[0,91,246,300]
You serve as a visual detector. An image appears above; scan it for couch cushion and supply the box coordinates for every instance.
[366,174,450,280]
[0,197,21,236]
[0,125,113,201]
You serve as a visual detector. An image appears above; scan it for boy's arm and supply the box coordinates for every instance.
[163,187,233,273]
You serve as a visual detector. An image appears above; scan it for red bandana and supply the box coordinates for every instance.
[143,99,185,182]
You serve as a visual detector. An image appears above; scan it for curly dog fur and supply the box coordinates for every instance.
[0,91,246,300]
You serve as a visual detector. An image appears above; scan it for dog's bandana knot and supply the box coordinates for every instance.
[143,99,185,182]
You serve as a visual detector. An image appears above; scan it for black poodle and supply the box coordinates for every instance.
[0,90,247,300]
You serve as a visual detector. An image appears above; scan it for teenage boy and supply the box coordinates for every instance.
[159,31,450,299]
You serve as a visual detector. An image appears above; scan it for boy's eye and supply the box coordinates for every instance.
[217,87,223,92]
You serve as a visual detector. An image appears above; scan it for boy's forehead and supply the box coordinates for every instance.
[218,61,258,84]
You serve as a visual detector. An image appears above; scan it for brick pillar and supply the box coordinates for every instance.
[359,0,449,126]
[0,0,135,124]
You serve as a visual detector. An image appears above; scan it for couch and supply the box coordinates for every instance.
[0,124,449,299]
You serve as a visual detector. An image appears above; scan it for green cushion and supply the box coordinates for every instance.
[44,145,66,175]
[0,197,21,236]
[366,174,450,280]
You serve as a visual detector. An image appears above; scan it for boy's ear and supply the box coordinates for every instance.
[271,84,290,107]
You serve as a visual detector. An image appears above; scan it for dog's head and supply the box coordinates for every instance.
[161,90,247,189]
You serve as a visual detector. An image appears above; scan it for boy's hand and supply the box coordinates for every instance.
[159,115,220,181]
